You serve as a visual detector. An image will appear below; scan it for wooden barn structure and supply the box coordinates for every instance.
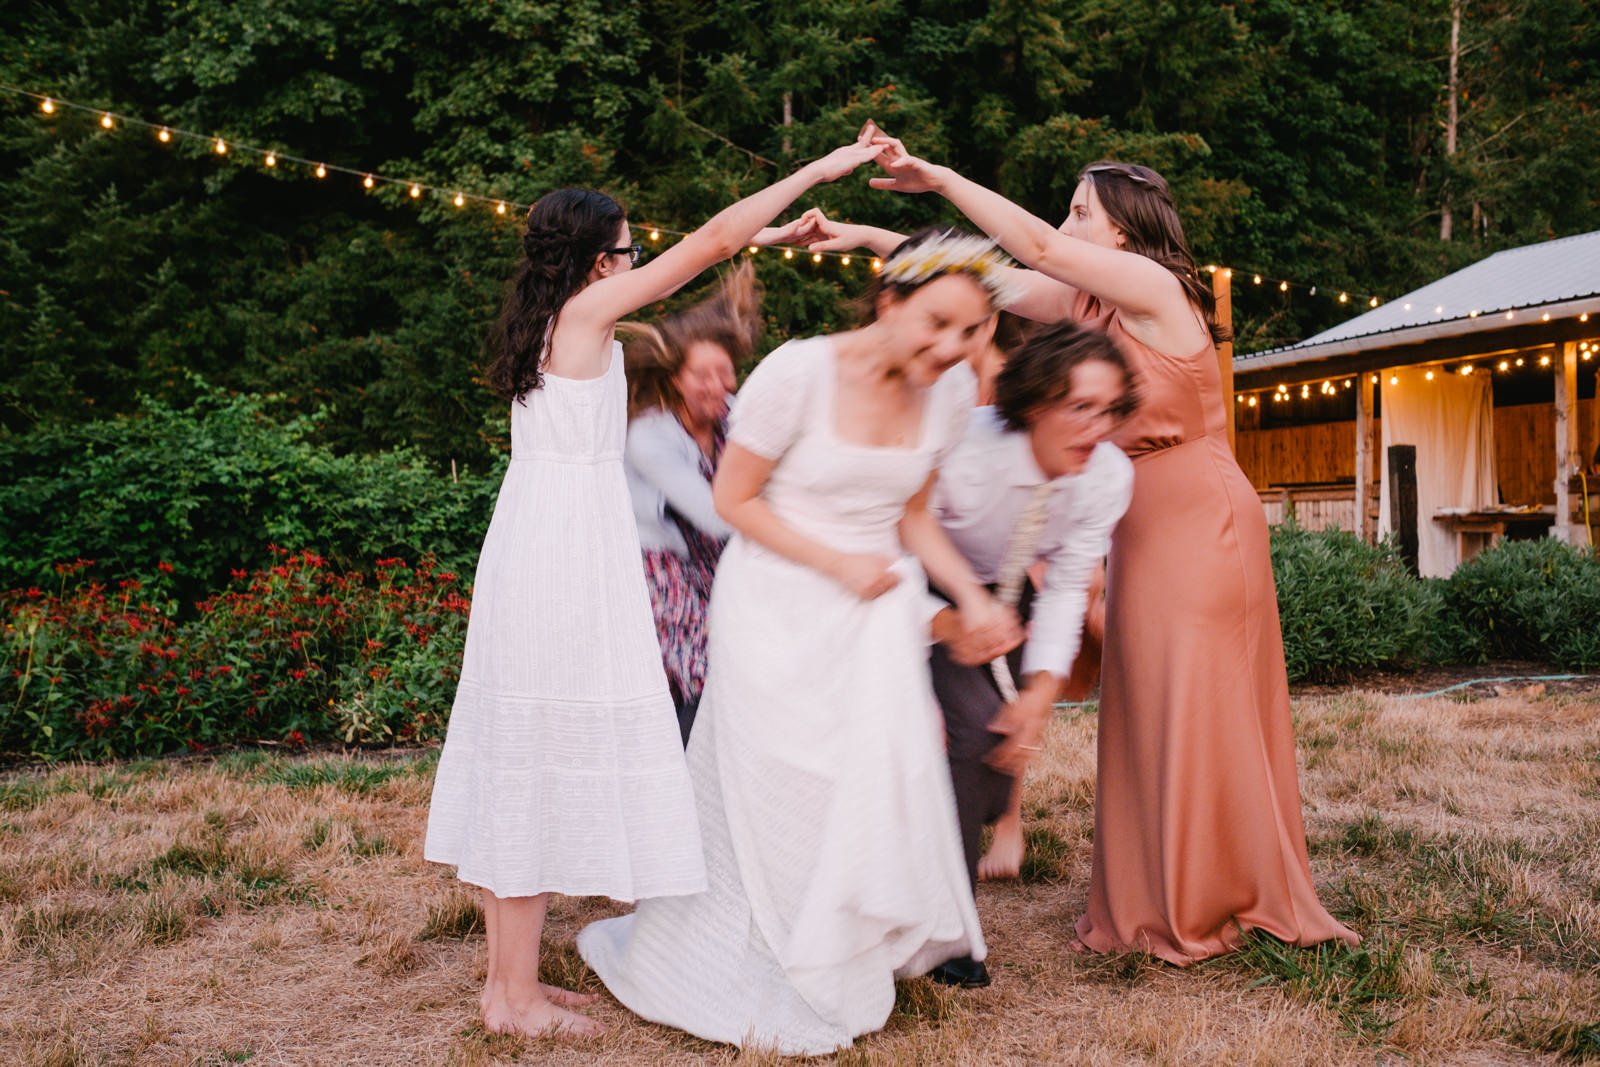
[1229,229,1600,575]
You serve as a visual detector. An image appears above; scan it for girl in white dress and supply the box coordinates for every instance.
[423,134,887,1040]
[578,231,1024,1055]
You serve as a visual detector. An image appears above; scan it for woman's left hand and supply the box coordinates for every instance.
[866,128,947,195]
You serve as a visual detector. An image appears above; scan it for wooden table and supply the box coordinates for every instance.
[1432,508,1557,564]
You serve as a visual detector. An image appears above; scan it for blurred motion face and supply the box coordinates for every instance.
[1058,181,1124,250]
[1027,358,1126,478]
[674,340,734,428]
[877,274,997,388]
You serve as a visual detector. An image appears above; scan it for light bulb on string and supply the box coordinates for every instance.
[841,255,851,266]
[649,230,660,242]
[1498,360,1509,371]
[871,258,882,272]
[1390,375,1399,385]
[1516,358,1525,366]
[1206,264,1217,274]
[314,163,327,179]
[1253,274,1262,285]
[265,153,277,168]
[783,248,794,260]
[213,138,227,155]
[1300,384,1310,398]
[409,184,421,199]
[1370,374,1379,384]
[811,253,822,264]
[497,201,507,215]
[1369,297,1379,307]
[747,246,758,255]
[1222,269,1232,279]
[1460,365,1474,375]
[1582,313,1590,322]
[453,193,465,208]
[40,98,55,115]
[100,113,114,129]
[363,175,374,189]
[1539,354,1551,366]
[1279,280,1288,292]
[1505,311,1514,320]
[157,128,171,143]
[1339,292,1349,304]
[1344,378,1353,387]
[1469,310,1480,318]
[1247,395,1257,408]
[1424,370,1435,381]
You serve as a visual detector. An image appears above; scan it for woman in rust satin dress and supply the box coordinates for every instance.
[866,136,1359,965]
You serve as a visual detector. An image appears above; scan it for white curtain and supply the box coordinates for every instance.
[1379,367,1497,577]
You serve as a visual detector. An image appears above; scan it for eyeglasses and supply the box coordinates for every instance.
[606,245,643,263]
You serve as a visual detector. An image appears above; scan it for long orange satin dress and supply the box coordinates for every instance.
[1074,294,1358,964]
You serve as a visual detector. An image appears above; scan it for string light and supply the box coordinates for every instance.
[871,258,882,272]
[1460,365,1474,375]
[265,152,276,168]
[1370,374,1379,384]
[213,138,227,155]
[453,192,465,207]
[1279,280,1288,292]
[1339,292,1349,303]
[1390,375,1399,385]
[314,163,327,179]
[1424,370,1434,380]
[157,127,171,143]
[497,201,506,215]
[1253,274,1262,285]
[409,184,421,198]
[783,248,794,260]
[1247,395,1257,407]
[40,98,54,114]
[841,255,851,266]
[812,252,823,263]
[1369,297,1379,307]
[649,230,660,242]
[363,174,374,189]
[1539,354,1551,366]
[1516,358,1525,366]
[99,113,113,129]
[747,245,759,255]
[1499,360,1510,371]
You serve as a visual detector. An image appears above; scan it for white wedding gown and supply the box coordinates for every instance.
[578,337,985,1055]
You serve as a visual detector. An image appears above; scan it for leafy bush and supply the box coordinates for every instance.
[1444,538,1600,669]
[0,388,503,600]
[1270,521,1439,682]
[1,552,467,761]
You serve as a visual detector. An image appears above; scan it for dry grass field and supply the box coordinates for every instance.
[3,683,1598,1065]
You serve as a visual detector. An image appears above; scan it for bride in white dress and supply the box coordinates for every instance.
[579,231,1024,1055]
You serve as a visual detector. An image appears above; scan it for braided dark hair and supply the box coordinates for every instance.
[486,188,627,402]
[1079,161,1231,346]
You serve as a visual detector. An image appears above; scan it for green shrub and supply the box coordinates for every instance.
[1444,538,1600,669]
[1269,521,1439,682]
[1,552,466,761]
[0,387,503,599]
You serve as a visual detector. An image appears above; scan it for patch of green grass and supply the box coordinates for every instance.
[1017,824,1075,884]
[418,894,484,941]
[0,775,70,811]
[257,758,419,795]
[891,977,961,1024]
[350,827,396,858]
[1230,930,1405,1036]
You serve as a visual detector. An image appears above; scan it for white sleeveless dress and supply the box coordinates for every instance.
[578,337,985,1055]
[424,342,705,901]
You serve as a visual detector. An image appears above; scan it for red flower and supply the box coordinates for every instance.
[157,561,174,574]
[285,729,305,747]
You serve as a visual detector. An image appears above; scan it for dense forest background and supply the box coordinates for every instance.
[3,0,1597,470]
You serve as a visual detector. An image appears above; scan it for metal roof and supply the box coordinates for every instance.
[1236,229,1600,372]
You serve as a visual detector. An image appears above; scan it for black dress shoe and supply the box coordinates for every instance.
[928,955,991,988]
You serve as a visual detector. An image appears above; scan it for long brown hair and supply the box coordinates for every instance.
[1079,161,1231,346]
[486,188,627,402]
[621,260,763,420]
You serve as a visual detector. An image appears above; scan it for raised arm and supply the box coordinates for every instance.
[772,207,1080,324]
[867,133,1195,340]
[550,141,884,378]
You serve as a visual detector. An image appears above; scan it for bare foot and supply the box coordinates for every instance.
[541,982,599,1008]
[978,819,1024,882]
[1067,937,1092,955]
[482,995,605,1039]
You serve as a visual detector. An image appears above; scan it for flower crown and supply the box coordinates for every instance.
[879,231,1023,309]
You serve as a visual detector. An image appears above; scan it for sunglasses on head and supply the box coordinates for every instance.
[1083,164,1154,186]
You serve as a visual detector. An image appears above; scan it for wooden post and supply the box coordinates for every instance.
[1553,341,1580,542]
[1355,373,1377,544]
[1388,444,1419,576]
[1214,269,1234,452]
